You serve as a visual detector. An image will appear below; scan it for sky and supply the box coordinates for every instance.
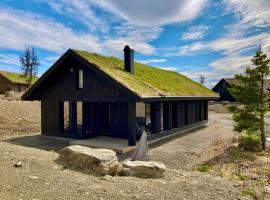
[0,0,269,88]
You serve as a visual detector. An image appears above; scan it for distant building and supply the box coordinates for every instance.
[22,46,218,146]
[212,78,270,102]
[0,71,38,94]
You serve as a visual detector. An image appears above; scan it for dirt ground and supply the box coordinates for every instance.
[0,100,268,199]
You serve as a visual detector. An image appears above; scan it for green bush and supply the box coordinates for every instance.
[197,164,211,172]
[239,133,261,151]
[242,188,256,198]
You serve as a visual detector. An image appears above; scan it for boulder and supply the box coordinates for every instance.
[58,145,119,175]
[121,161,166,178]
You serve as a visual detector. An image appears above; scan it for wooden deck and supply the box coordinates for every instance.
[69,136,137,154]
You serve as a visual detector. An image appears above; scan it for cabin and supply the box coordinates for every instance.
[22,46,218,146]
[0,71,37,94]
[212,78,270,102]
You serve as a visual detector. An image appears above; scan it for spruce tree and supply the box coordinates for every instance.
[229,47,270,150]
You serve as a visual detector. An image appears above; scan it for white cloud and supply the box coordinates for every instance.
[137,58,167,64]
[105,38,155,56]
[182,25,209,41]
[224,0,270,28]
[45,0,111,33]
[0,54,19,66]
[174,32,270,56]
[0,8,102,53]
[89,0,208,26]
[209,54,251,73]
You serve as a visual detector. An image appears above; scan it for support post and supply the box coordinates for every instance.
[69,101,77,134]
[127,102,136,146]
[204,101,208,120]
[59,101,64,132]
[151,102,161,134]
[163,102,172,130]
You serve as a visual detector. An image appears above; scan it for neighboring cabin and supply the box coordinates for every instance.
[212,78,270,102]
[0,71,38,94]
[22,46,218,146]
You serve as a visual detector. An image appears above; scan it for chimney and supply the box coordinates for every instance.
[123,45,134,74]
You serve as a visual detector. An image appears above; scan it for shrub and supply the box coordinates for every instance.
[239,133,261,151]
[242,188,256,198]
[238,175,250,181]
[197,164,211,172]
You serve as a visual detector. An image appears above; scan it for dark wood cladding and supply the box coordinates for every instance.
[35,53,210,146]
[212,79,236,102]
[41,57,128,100]
[162,100,207,131]
[150,102,161,134]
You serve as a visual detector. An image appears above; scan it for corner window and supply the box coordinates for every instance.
[78,69,84,89]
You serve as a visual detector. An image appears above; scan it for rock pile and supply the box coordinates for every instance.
[58,145,167,178]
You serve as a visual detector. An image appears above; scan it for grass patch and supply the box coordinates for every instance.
[238,175,250,181]
[74,50,217,97]
[0,70,38,84]
[197,164,212,172]
[242,188,256,198]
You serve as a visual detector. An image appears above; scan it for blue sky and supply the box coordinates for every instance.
[0,0,269,87]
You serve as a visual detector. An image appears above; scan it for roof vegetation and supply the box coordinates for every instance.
[74,50,217,98]
[0,70,38,84]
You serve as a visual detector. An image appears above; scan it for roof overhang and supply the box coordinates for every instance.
[140,96,219,102]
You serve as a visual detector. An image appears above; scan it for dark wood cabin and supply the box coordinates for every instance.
[22,46,218,146]
[0,71,34,94]
[212,78,270,102]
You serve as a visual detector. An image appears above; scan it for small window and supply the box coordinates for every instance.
[78,69,84,89]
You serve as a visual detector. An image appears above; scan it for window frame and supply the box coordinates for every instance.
[77,69,84,89]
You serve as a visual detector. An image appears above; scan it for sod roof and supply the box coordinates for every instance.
[0,70,38,84]
[74,50,217,98]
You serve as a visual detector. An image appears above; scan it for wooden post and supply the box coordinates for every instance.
[163,102,172,130]
[69,101,77,134]
[204,100,208,120]
[151,102,161,134]
[127,102,136,146]
[58,101,64,132]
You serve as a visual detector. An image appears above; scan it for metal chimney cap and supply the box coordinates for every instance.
[123,45,133,52]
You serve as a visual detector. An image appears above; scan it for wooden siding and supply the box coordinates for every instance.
[41,98,61,136]
[0,76,28,94]
[40,57,129,101]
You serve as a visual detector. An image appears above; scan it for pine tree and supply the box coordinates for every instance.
[229,47,270,150]
[19,47,40,85]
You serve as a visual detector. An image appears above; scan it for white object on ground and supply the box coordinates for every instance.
[131,131,150,161]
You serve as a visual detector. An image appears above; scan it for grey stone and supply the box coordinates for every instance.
[58,145,119,175]
[122,160,166,178]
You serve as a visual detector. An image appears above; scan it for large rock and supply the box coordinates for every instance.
[121,161,166,178]
[58,145,119,175]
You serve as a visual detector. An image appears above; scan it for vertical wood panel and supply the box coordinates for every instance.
[150,102,161,134]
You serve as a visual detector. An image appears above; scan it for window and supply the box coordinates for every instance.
[78,69,84,89]
[64,101,69,131]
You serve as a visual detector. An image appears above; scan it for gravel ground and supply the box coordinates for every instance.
[0,100,253,199]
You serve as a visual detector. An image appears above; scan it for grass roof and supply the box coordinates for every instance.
[0,70,38,84]
[74,50,217,98]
